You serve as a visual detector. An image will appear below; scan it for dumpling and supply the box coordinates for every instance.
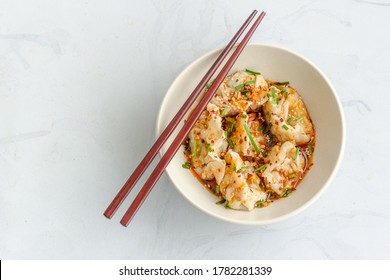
[263,85,314,145]
[188,108,228,183]
[261,141,305,195]
[231,113,266,157]
[209,70,268,116]
[220,150,267,210]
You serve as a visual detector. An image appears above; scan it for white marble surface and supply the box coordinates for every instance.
[1,0,390,259]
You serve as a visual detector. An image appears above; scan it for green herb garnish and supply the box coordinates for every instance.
[270,87,279,104]
[264,123,272,134]
[282,124,289,131]
[283,189,293,197]
[289,173,297,179]
[255,164,267,172]
[282,90,289,98]
[221,108,226,117]
[271,87,277,98]
[224,200,231,209]
[245,80,255,85]
[228,139,234,149]
[193,140,198,158]
[182,162,191,169]
[233,166,237,171]
[206,83,211,89]
[206,143,212,152]
[243,123,260,154]
[216,185,220,194]
[235,84,244,90]
[241,89,250,94]
[230,122,235,134]
[275,81,290,85]
[241,114,247,119]
[241,166,250,171]
[245,69,261,75]
[293,147,299,160]
[287,117,292,124]
[295,115,303,121]
[256,200,264,208]
[225,117,235,124]
[216,199,225,205]
[308,144,313,155]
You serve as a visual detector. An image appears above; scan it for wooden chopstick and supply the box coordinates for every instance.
[120,11,266,226]
[103,10,259,219]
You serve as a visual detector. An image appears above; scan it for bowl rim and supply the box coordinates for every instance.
[155,42,346,225]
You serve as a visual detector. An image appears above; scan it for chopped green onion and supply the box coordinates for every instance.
[241,166,250,171]
[293,147,299,160]
[233,166,237,171]
[228,139,234,148]
[271,87,277,98]
[216,199,226,205]
[246,96,251,101]
[193,140,198,158]
[230,122,234,134]
[289,173,297,179]
[224,130,228,138]
[255,164,267,172]
[235,84,244,90]
[242,89,250,94]
[287,117,292,124]
[245,80,255,85]
[308,144,313,155]
[245,69,261,75]
[282,124,289,130]
[282,90,289,98]
[182,162,191,169]
[206,83,211,89]
[262,149,268,157]
[216,185,220,194]
[270,87,279,105]
[206,143,212,152]
[276,81,290,85]
[225,117,235,123]
[295,115,303,121]
[283,189,293,197]
[243,123,260,154]
[256,200,264,208]
[224,200,231,209]
[264,123,272,134]
[221,108,226,117]
[241,114,247,119]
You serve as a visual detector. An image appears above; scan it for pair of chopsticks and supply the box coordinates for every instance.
[104,9,266,227]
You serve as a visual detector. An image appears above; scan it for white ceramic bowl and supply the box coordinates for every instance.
[156,43,345,225]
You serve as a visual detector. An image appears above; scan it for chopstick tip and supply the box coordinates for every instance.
[120,219,130,227]
[103,212,112,219]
